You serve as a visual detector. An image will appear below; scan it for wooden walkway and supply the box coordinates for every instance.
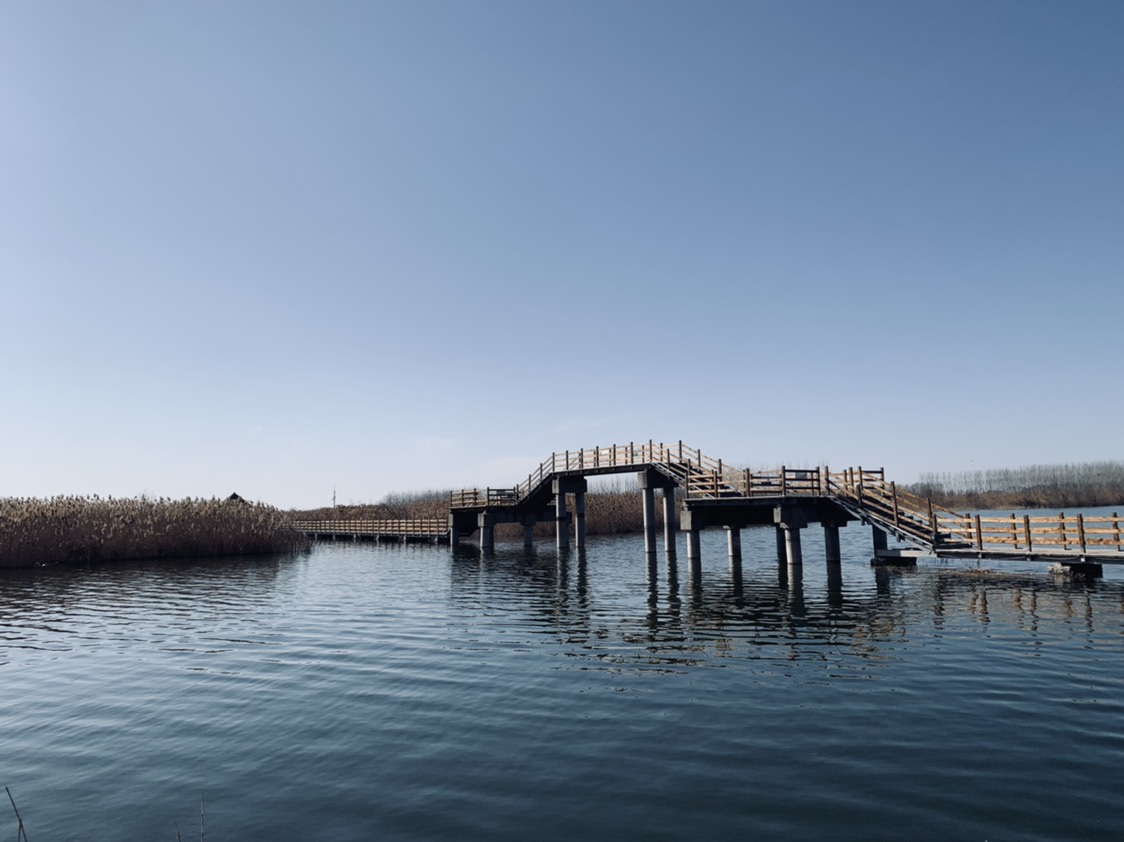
[298,441,1124,571]
[292,518,449,543]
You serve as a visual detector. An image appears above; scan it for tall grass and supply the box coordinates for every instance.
[911,461,1124,509]
[291,489,452,523]
[0,496,307,569]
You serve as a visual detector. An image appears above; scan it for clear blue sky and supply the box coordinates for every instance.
[2,0,1121,509]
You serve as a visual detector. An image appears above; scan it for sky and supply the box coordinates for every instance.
[1,0,1121,509]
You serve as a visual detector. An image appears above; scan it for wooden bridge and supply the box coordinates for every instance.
[295,441,1123,575]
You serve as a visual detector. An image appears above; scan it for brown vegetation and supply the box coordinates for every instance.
[0,496,306,569]
[910,461,1124,510]
[292,489,451,523]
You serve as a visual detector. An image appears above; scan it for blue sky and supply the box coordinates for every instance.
[2,0,1121,508]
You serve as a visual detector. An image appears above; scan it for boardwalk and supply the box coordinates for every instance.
[294,441,1123,575]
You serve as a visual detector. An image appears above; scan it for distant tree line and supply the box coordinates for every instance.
[909,461,1124,509]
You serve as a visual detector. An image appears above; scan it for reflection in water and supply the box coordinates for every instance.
[440,536,1124,676]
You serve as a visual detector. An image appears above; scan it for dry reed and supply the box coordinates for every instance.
[0,495,307,569]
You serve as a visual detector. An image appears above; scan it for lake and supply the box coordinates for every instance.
[2,520,1122,840]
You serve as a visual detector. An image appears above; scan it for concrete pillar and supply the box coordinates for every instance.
[784,525,803,566]
[824,524,842,564]
[556,492,569,550]
[775,507,807,567]
[663,489,678,556]
[726,526,742,560]
[872,526,888,555]
[574,489,586,549]
[687,528,701,562]
[523,520,535,548]
[775,525,786,562]
[478,513,495,551]
[639,469,675,556]
[642,486,657,554]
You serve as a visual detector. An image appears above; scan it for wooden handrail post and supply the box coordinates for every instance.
[891,482,900,528]
[1010,513,1018,549]
[781,466,787,496]
[1059,512,1067,550]
[1024,514,1033,552]
[974,514,983,550]
[1114,512,1121,551]
[1077,513,1087,553]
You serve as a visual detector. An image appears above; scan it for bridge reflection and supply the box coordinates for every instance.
[448,542,1123,671]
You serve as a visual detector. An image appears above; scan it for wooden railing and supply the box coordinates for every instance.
[451,441,829,507]
[825,468,1124,554]
[449,488,518,508]
[930,512,1124,553]
[825,467,952,544]
[292,518,448,535]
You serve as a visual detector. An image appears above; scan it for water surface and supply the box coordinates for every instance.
[2,523,1122,840]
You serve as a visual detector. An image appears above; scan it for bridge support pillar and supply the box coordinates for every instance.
[872,526,889,555]
[726,526,742,561]
[450,522,461,546]
[555,493,569,550]
[523,519,535,548]
[687,528,701,562]
[823,523,842,564]
[552,477,586,551]
[663,489,678,556]
[639,470,676,556]
[785,526,803,566]
[775,526,786,562]
[641,487,657,554]
[574,489,586,549]
[775,507,807,567]
[478,513,495,551]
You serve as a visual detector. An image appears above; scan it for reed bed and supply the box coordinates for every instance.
[0,495,307,569]
[911,461,1124,510]
[292,489,451,524]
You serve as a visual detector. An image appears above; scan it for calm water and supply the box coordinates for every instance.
[2,522,1123,840]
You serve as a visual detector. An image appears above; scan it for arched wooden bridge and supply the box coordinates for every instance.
[293,441,1123,575]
